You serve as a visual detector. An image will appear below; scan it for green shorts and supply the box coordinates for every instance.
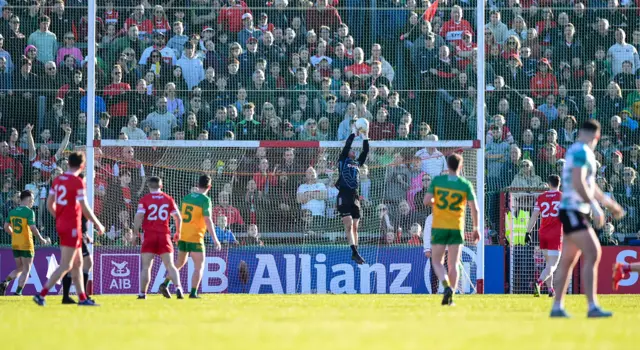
[177,241,204,253]
[13,250,34,258]
[431,228,465,246]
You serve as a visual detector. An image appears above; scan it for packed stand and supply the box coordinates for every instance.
[0,0,482,247]
[484,2,640,242]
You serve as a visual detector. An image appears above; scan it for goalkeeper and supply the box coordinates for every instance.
[336,124,368,264]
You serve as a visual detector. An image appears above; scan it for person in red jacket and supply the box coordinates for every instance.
[217,0,251,35]
[440,5,474,46]
[530,58,558,101]
[306,0,342,33]
[0,141,23,182]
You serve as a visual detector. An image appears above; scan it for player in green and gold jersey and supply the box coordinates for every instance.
[159,175,221,299]
[423,154,479,306]
[0,190,48,295]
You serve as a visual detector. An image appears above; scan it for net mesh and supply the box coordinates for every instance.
[91,142,480,294]
[506,189,574,295]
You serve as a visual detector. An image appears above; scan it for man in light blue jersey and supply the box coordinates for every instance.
[552,119,625,318]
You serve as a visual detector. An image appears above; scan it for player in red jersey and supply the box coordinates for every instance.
[526,175,563,298]
[134,177,184,299]
[33,152,105,307]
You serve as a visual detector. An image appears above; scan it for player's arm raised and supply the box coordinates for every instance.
[357,130,369,164]
[55,127,72,160]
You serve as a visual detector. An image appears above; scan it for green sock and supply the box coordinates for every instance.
[442,279,450,288]
[162,278,171,287]
[15,286,23,295]
[190,288,197,297]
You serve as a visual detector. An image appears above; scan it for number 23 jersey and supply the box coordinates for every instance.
[534,190,563,237]
[427,175,476,232]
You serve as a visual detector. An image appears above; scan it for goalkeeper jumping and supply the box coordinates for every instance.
[337,124,368,264]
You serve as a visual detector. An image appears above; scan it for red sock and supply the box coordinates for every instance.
[537,280,543,286]
[623,264,632,273]
[79,293,87,302]
[39,288,49,297]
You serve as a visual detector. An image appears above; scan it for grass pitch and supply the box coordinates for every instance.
[0,294,638,350]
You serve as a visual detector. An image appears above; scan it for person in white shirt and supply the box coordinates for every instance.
[176,41,205,90]
[120,115,148,140]
[296,167,327,217]
[415,134,447,178]
[608,28,640,77]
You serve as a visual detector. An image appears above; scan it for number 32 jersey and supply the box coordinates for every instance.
[137,191,179,234]
[427,175,476,232]
[534,190,563,237]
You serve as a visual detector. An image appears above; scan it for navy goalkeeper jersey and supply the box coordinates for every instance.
[337,133,369,193]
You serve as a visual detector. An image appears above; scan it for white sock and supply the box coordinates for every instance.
[552,301,563,311]
[588,301,598,310]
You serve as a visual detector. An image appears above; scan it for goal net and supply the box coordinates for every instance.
[505,189,572,295]
[89,139,483,295]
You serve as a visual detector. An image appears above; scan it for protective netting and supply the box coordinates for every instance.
[90,142,480,294]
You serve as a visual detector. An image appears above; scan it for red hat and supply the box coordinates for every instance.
[614,150,623,159]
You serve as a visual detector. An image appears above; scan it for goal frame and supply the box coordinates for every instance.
[94,138,486,294]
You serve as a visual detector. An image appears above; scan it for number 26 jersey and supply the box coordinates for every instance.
[427,175,476,232]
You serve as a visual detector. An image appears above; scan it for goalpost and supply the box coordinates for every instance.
[86,139,484,295]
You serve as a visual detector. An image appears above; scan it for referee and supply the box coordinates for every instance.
[337,124,369,264]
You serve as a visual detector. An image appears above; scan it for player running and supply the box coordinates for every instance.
[613,262,640,290]
[526,175,563,298]
[134,176,184,299]
[0,190,48,296]
[552,120,625,318]
[337,124,368,264]
[158,175,221,299]
[423,153,480,306]
[33,152,105,307]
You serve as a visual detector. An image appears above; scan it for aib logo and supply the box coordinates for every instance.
[109,260,132,290]
[100,254,139,294]
[111,261,131,278]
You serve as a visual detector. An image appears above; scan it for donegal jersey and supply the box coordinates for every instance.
[180,192,211,243]
[428,175,476,232]
[561,142,597,214]
[5,206,36,252]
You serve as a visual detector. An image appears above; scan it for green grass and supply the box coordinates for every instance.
[0,295,638,349]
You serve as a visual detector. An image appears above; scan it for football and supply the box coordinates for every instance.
[355,118,369,133]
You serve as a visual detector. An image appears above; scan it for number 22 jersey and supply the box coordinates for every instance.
[427,175,476,232]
